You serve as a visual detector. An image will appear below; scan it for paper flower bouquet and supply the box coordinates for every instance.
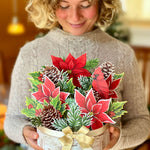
[22,53,127,150]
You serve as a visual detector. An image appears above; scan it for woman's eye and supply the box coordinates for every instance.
[59,3,69,9]
[80,4,91,8]
[80,2,91,8]
[60,5,69,9]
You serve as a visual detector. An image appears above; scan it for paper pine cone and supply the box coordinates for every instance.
[100,62,114,79]
[40,105,61,129]
[42,65,62,84]
[93,89,101,102]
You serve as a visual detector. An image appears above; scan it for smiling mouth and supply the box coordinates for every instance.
[69,22,85,28]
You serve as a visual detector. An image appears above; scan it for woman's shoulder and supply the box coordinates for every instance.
[100,30,134,55]
[20,33,50,53]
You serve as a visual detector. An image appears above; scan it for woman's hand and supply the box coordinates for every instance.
[23,125,44,150]
[103,126,120,150]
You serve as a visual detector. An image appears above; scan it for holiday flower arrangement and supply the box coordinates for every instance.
[22,53,127,150]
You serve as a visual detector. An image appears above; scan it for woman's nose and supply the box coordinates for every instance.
[70,8,81,22]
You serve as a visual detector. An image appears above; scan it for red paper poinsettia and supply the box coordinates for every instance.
[51,53,91,87]
[92,67,109,99]
[32,76,69,103]
[106,74,121,98]
[75,89,115,130]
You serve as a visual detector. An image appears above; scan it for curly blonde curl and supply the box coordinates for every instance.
[26,0,122,30]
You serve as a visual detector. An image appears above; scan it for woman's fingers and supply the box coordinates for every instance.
[103,126,120,150]
[23,126,38,139]
[26,137,43,150]
[23,125,43,150]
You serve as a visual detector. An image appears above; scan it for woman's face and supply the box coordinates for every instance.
[55,0,99,35]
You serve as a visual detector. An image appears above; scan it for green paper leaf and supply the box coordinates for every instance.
[29,87,37,93]
[108,101,127,119]
[62,56,66,61]
[84,59,99,71]
[41,66,46,69]
[112,110,128,119]
[21,108,36,118]
[44,100,49,106]
[67,78,76,93]
[113,72,124,80]
[28,78,42,86]
[112,101,127,113]
[50,95,61,110]
[28,71,41,79]
[28,78,43,92]
[25,97,39,108]
[60,103,67,115]
[36,103,44,110]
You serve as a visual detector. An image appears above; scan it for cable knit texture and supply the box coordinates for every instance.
[4,27,150,150]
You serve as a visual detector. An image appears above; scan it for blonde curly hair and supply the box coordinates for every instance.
[26,0,122,30]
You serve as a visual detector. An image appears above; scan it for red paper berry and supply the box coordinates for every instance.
[109,111,115,118]
[28,104,33,109]
[38,74,43,82]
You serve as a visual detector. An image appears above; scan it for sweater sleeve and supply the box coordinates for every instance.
[111,46,150,150]
[4,45,34,145]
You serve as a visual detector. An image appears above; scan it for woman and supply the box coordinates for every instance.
[4,0,150,150]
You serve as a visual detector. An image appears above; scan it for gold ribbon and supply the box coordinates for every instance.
[59,126,94,150]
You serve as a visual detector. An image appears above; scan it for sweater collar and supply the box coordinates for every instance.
[46,27,102,44]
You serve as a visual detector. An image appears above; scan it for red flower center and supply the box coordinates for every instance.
[89,112,93,116]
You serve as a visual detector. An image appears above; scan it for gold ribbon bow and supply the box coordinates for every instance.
[59,126,94,150]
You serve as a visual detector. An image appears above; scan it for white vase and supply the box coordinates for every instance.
[37,125,110,150]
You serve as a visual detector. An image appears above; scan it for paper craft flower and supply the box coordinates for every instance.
[106,74,122,98]
[75,89,115,130]
[51,53,91,87]
[32,76,69,103]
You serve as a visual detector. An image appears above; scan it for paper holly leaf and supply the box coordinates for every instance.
[59,103,67,116]
[84,58,99,71]
[67,78,76,94]
[50,94,61,110]
[21,97,44,118]
[21,108,36,118]
[113,72,124,80]
[50,94,66,115]
[36,103,44,110]
[25,97,39,107]
[28,78,43,92]
[44,100,49,106]
[28,71,43,92]
[29,71,41,79]
[108,101,127,119]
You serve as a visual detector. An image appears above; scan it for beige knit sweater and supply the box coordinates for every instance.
[4,27,150,150]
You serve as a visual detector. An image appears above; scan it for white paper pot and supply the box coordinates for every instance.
[37,124,110,150]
